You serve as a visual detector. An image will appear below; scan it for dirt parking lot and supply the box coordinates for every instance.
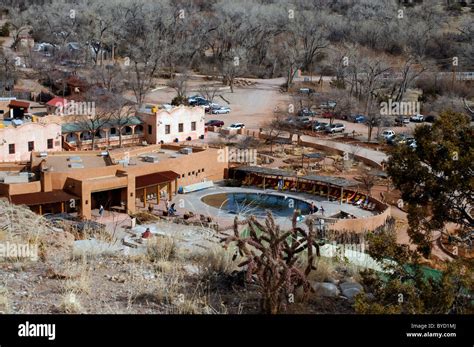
[144,75,426,140]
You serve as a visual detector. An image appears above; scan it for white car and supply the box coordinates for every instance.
[325,123,345,133]
[410,114,424,122]
[381,129,395,140]
[226,123,245,130]
[211,106,231,114]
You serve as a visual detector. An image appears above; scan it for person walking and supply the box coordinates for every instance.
[310,202,318,214]
[320,205,325,216]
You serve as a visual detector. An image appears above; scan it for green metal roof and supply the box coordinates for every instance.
[62,116,142,133]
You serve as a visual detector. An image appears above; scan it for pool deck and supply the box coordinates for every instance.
[173,184,376,229]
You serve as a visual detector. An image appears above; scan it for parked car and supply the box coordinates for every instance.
[381,129,396,141]
[349,114,366,123]
[226,123,245,130]
[299,87,315,94]
[320,100,337,109]
[313,121,328,131]
[325,123,345,133]
[211,106,231,114]
[188,95,206,105]
[395,116,410,125]
[410,114,424,122]
[424,115,436,123]
[297,117,312,127]
[407,137,417,149]
[387,133,405,145]
[297,108,316,117]
[321,111,335,119]
[335,114,349,120]
[205,120,224,127]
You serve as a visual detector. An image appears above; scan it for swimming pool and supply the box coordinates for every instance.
[201,192,312,217]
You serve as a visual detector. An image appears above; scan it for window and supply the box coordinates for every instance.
[47,138,53,149]
[178,123,184,132]
[191,121,196,131]
[28,141,34,152]
[202,168,205,172]
[165,125,171,134]
[148,125,152,134]
[182,173,185,177]
[110,128,117,135]
[188,172,191,176]
[8,144,15,154]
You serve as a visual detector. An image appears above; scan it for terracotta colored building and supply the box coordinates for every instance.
[1,143,227,219]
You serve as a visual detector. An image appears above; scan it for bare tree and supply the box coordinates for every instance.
[168,73,188,105]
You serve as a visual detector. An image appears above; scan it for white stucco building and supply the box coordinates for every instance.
[0,122,62,162]
[139,106,206,144]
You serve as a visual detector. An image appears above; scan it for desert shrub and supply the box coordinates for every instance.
[147,236,176,262]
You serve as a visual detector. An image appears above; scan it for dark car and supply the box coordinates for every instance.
[349,114,366,123]
[299,87,315,95]
[321,111,335,119]
[313,121,328,131]
[424,115,436,123]
[395,116,410,125]
[205,120,224,127]
[297,108,315,117]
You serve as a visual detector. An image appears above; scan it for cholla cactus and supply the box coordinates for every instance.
[222,212,323,314]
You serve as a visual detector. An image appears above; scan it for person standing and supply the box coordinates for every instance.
[320,205,325,216]
[99,205,104,217]
[310,202,317,214]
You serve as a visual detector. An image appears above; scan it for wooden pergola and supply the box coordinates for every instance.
[233,166,359,204]
[135,171,179,206]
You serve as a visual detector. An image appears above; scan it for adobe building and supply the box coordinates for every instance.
[60,105,206,150]
[138,105,206,143]
[0,122,62,163]
[1,143,227,219]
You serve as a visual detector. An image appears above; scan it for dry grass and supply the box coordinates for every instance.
[0,286,9,314]
[132,211,162,224]
[307,258,337,283]
[62,270,91,295]
[197,245,239,278]
[153,260,178,273]
[147,236,176,263]
[58,292,84,314]
[0,201,49,244]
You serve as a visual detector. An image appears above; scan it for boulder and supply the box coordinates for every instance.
[340,281,363,300]
[312,282,340,297]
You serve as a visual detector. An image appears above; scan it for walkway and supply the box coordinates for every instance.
[299,135,389,166]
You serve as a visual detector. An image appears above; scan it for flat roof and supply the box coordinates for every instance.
[40,154,108,172]
[10,190,79,206]
[125,149,186,167]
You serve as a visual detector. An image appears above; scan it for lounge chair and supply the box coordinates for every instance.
[354,198,364,206]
